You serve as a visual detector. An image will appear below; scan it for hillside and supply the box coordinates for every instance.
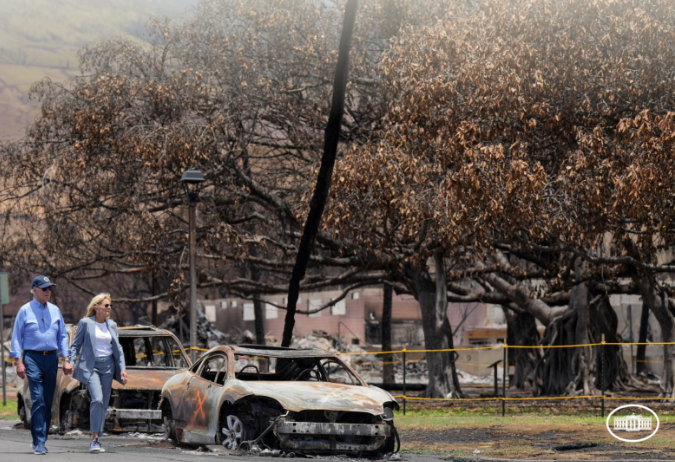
[0,0,198,140]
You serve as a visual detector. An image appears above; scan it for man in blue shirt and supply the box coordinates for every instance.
[10,275,73,455]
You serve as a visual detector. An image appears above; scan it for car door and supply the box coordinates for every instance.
[181,353,227,444]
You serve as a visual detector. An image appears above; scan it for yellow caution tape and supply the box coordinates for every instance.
[389,395,675,403]
[185,346,210,352]
[401,346,502,354]
[337,342,675,357]
[337,345,500,355]
[393,395,602,402]
[508,344,596,349]
[333,349,401,356]
[393,395,501,402]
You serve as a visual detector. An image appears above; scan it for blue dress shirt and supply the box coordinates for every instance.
[10,299,71,358]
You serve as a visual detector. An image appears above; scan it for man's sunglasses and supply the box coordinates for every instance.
[38,287,52,292]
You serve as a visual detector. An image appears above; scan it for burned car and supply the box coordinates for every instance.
[18,325,190,433]
[159,345,399,455]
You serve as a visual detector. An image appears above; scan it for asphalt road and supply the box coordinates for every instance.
[0,419,424,462]
[4,419,671,462]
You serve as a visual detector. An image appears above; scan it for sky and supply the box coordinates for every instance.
[0,0,199,139]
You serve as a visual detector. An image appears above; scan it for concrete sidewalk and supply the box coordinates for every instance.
[0,420,227,461]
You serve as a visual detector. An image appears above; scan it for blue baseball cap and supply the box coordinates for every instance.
[32,275,56,289]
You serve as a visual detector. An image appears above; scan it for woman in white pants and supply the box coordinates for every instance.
[64,293,128,453]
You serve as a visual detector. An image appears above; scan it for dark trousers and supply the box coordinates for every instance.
[23,351,58,446]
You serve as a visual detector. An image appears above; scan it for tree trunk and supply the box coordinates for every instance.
[242,141,266,347]
[282,0,359,346]
[253,285,268,371]
[660,294,675,398]
[591,294,645,392]
[636,302,650,374]
[640,286,675,397]
[405,251,463,398]
[534,274,600,396]
[253,299,265,345]
[381,284,395,384]
[251,265,266,346]
[624,239,675,398]
[484,255,639,396]
[573,277,596,395]
[504,307,540,390]
[535,281,651,396]
[151,272,158,326]
[634,285,675,397]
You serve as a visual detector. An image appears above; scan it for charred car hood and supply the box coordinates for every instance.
[112,368,185,390]
[226,380,394,414]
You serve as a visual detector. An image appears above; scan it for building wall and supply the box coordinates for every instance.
[211,289,366,346]
[362,288,423,345]
[206,287,500,349]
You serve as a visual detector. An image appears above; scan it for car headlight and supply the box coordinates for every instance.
[380,407,395,421]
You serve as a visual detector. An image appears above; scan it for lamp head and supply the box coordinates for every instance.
[181,169,205,203]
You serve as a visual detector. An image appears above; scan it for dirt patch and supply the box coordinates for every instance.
[398,419,675,460]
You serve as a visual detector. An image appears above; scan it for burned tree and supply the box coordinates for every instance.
[3,0,675,398]
[504,307,541,390]
[328,0,675,397]
[283,0,359,347]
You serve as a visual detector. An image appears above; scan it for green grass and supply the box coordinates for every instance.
[0,400,17,420]
[395,407,675,430]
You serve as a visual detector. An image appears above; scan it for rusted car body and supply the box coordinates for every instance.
[160,345,399,455]
[17,325,190,433]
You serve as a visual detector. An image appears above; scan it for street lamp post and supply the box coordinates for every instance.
[181,168,205,363]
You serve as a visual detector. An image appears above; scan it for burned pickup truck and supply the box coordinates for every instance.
[18,325,190,433]
[160,345,399,455]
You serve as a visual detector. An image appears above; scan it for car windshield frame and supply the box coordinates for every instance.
[119,334,188,369]
[223,349,364,385]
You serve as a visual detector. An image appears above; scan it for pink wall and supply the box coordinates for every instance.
[214,291,367,345]
[212,287,491,347]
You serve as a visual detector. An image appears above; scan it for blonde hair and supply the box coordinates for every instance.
[85,293,111,318]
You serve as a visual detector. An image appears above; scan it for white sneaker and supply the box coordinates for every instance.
[89,438,105,453]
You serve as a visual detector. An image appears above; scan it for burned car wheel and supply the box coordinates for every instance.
[221,414,252,450]
[59,409,74,434]
[60,389,90,433]
[381,422,400,454]
[18,398,29,429]
[162,404,177,442]
[59,395,74,434]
